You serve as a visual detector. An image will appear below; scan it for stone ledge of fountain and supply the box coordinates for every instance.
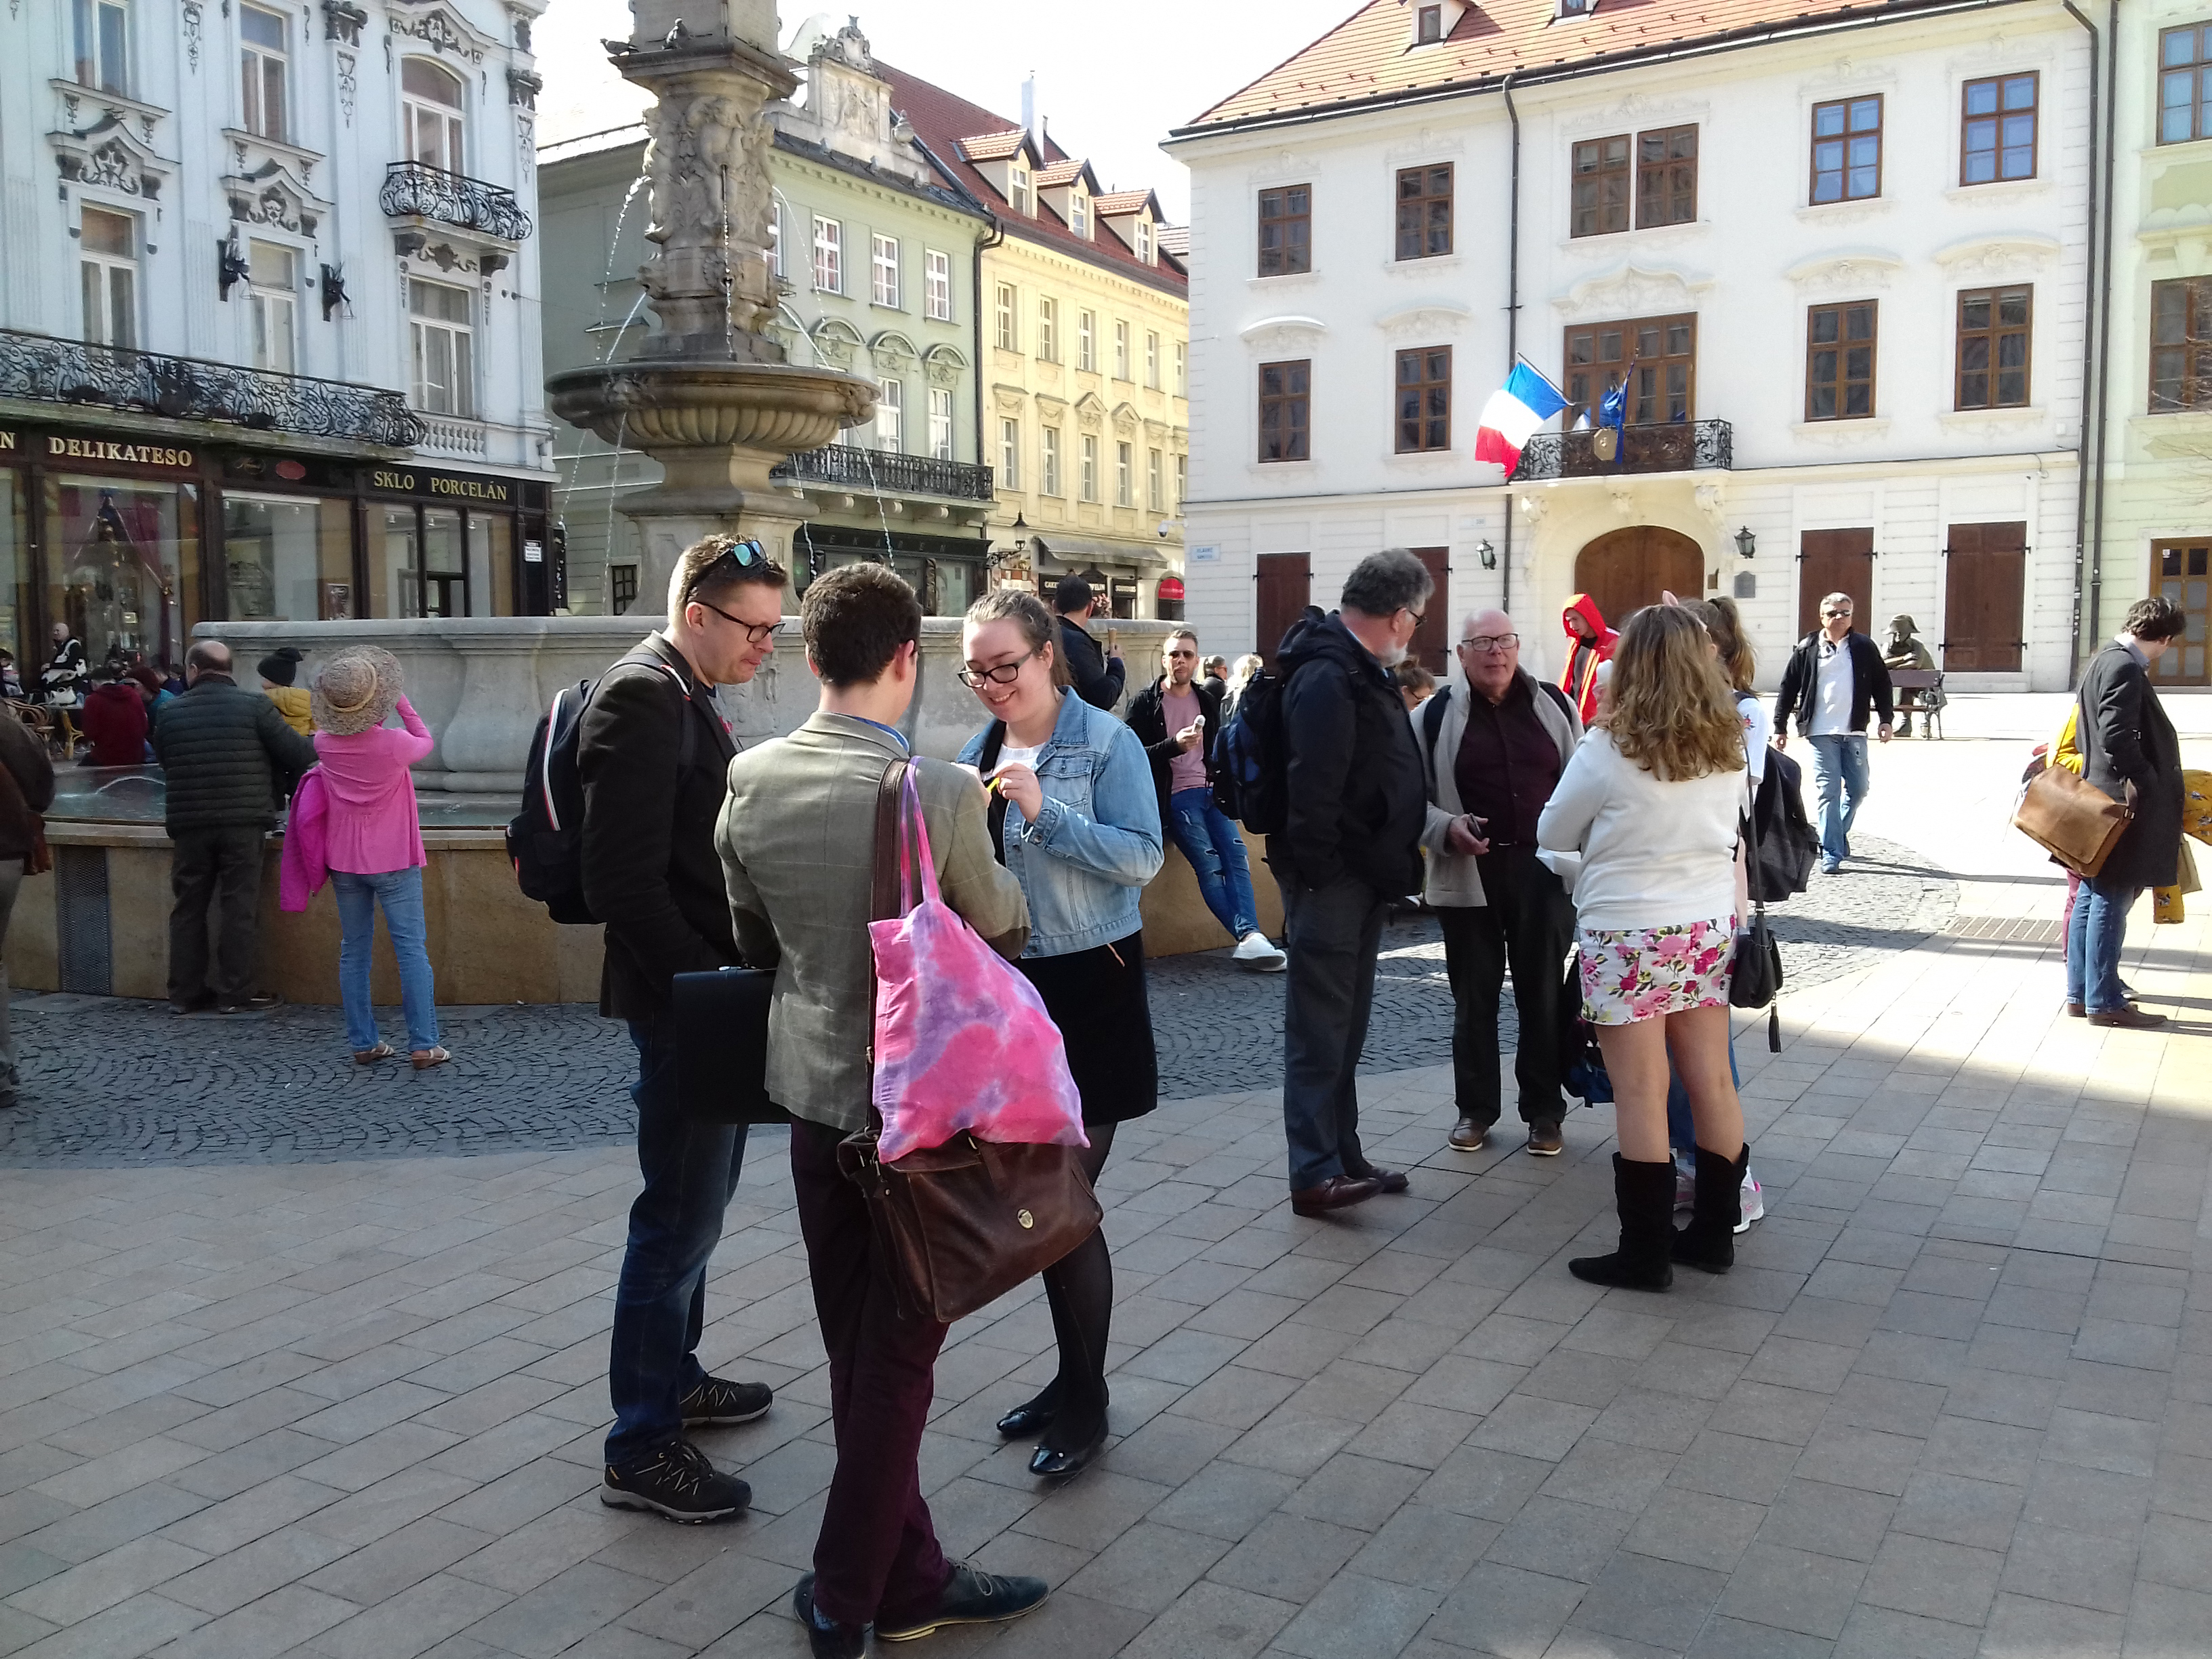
[196,616,1184,792]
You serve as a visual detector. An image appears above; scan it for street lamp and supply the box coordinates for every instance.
[1476,539,1498,571]
[1734,526,1757,560]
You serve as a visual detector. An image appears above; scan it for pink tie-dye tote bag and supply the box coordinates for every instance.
[869,765,1088,1162]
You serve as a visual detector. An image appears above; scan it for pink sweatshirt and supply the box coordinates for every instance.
[313,695,434,874]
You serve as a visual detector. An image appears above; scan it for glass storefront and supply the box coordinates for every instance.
[45,474,198,671]
[0,472,27,687]
[373,502,516,619]
[223,492,352,621]
[469,512,514,618]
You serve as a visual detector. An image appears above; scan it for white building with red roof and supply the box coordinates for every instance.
[1168,0,2100,691]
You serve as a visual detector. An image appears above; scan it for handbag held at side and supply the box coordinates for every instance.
[838,760,1101,1325]
[1730,790,1786,1052]
[2013,764,2133,879]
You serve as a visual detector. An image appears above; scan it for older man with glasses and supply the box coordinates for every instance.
[1775,591,1893,874]
[1413,611,1584,1155]
[581,533,784,1523]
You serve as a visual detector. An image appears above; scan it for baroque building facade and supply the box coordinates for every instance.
[539,18,996,616]
[1169,0,2093,691]
[0,0,560,665]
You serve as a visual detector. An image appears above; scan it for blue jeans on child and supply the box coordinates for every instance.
[332,867,439,1052]
[1168,787,1259,939]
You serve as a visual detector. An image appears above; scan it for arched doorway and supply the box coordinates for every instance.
[1572,527,1706,632]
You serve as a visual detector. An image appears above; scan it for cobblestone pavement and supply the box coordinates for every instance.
[0,838,1954,1168]
[0,732,2197,1659]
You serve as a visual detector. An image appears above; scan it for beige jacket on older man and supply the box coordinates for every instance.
[1411,665,1582,909]
[715,712,1030,1136]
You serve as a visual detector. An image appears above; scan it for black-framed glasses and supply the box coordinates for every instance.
[693,595,781,647]
[958,650,1040,688]
[1458,633,1520,653]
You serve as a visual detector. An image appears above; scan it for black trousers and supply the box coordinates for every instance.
[1439,847,1576,1128]
[167,825,268,1006]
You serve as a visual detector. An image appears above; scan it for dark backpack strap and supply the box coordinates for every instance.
[1538,679,1578,724]
[977,720,1010,861]
[1418,687,1452,796]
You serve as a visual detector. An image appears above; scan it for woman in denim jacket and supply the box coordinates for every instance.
[956,590,1164,1482]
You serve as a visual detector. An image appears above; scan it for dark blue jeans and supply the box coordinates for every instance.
[605,1014,746,1463]
[1168,787,1260,939]
[2066,876,2142,1014]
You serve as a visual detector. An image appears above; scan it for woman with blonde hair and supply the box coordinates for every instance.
[1536,605,1750,1290]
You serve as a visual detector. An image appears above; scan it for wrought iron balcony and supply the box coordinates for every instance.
[0,327,423,447]
[1512,418,1733,483]
[380,161,534,243]
[771,443,996,504]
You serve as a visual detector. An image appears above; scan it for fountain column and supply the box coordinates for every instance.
[548,0,874,604]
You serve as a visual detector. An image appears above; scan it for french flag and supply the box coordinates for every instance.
[1475,362,1570,472]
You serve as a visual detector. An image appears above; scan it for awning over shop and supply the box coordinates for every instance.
[1029,534,1176,571]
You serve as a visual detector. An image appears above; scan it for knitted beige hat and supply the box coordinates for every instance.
[310,647,402,737]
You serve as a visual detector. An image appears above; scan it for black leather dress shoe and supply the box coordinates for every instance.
[792,1574,865,1659]
[1028,1419,1107,1480]
[876,1563,1050,1641]
[996,1398,1056,1438]
[1290,1174,1383,1216]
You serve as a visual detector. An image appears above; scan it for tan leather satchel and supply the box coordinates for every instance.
[836,760,1102,1325]
[2013,762,2133,878]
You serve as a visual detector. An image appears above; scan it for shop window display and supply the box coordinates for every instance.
[224,493,350,621]
[45,475,197,672]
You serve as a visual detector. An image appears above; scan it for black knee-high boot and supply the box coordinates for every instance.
[1569,1155,1675,1292]
[1672,1143,1749,1273]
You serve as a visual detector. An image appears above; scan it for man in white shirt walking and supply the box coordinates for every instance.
[1774,592,1893,874]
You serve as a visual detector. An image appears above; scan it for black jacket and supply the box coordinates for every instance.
[578,635,741,1020]
[1127,675,1225,821]
[2078,640,2184,893]
[0,716,54,862]
[150,674,317,834]
[1774,630,1896,737]
[1270,609,1426,897]
[1058,617,1126,711]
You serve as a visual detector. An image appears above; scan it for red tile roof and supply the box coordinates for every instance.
[1036,159,1094,189]
[878,60,1189,297]
[1185,0,2006,130]
[1093,190,1160,217]
[959,128,1033,163]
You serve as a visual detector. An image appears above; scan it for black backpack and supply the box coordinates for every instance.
[1749,744,1819,903]
[506,655,695,924]
[1212,668,1288,833]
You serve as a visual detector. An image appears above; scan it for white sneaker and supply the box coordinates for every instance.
[1233,931,1288,972]
[1736,1171,1765,1234]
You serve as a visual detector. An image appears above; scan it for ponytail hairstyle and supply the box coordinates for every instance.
[964,588,1070,689]
[1687,596,1756,693]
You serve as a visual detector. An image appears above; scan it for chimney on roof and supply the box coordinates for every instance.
[1021,74,1040,149]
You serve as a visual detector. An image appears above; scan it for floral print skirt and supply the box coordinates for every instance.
[1578,918,1736,1027]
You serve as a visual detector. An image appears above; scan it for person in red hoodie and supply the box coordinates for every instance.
[1560,593,1620,724]
[77,665,148,766]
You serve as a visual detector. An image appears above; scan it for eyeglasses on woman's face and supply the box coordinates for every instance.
[958,649,1041,689]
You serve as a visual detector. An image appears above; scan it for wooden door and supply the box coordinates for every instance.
[1572,526,1704,632]
[1255,552,1311,667]
[1798,527,1875,637]
[1410,546,1449,674]
[1942,521,2026,672]
[2153,539,2212,687]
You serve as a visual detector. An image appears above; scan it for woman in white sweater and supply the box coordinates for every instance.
[1536,605,1751,1291]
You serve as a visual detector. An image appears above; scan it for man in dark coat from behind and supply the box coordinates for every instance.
[2068,594,2187,1028]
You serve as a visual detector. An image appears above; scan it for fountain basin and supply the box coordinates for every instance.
[546,358,876,491]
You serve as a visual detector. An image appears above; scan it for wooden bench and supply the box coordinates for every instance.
[1887,668,1945,739]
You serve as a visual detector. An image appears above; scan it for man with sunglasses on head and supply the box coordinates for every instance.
[582,533,783,1522]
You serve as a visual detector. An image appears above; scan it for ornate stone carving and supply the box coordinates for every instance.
[1246,148,1311,185]
[1552,264,1713,321]
[337,50,357,123]
[1076,392,1107,430]
[1111,402,1139,435]
[640,91,780,347]
[1929,232,2060,280]
[1382,126,1465,163]
[508,68,542,108]
[182,2,203,68]
[922,345,966,388]
[1238,314,1327,356]
[1377,302,1471,340]
[322,1,367,43]
[1695,482,1727,523]
[991,385,1027,414]
[1784,250,1904,293]
[388,6,485,62]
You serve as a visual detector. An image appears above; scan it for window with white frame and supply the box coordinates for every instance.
[995,282,1017,350]
[1145,330,1160,390]
[999,417,1021,489]
[1113,320,1130,380]
[1115,441,1134,507]
[78,205,137,349]
[1080,433,1099,501]
[1071,193,1090,238]
[1173,340,1187,396]
[769,200,783,279]
[247,239,297,374]
[72,0,129,94]
[872,234,900,307]
[1174,452,1187,509]
[1038,295,1058,361]
[875,377,904,451]
[1078,310,1097,373]
[409,278,474,417]
[1136,220,1153,263]
[1011,162,1033,216]
[1042,426,1062,495]
[239,3,289,143]
[924,249,951,321]
[812,216,842,293]
[1147,448,1164,512]
[928,386,954,460]
[402,58,464,173]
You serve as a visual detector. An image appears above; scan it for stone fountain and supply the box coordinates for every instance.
[545,0,875,603]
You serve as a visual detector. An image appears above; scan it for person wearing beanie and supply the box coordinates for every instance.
[258,647,313,737]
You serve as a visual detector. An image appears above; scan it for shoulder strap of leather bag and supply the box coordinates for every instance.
[863,756,911,1141]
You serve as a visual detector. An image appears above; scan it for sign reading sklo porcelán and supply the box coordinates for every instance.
[365,465,516,506]
[44,434,195,469]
